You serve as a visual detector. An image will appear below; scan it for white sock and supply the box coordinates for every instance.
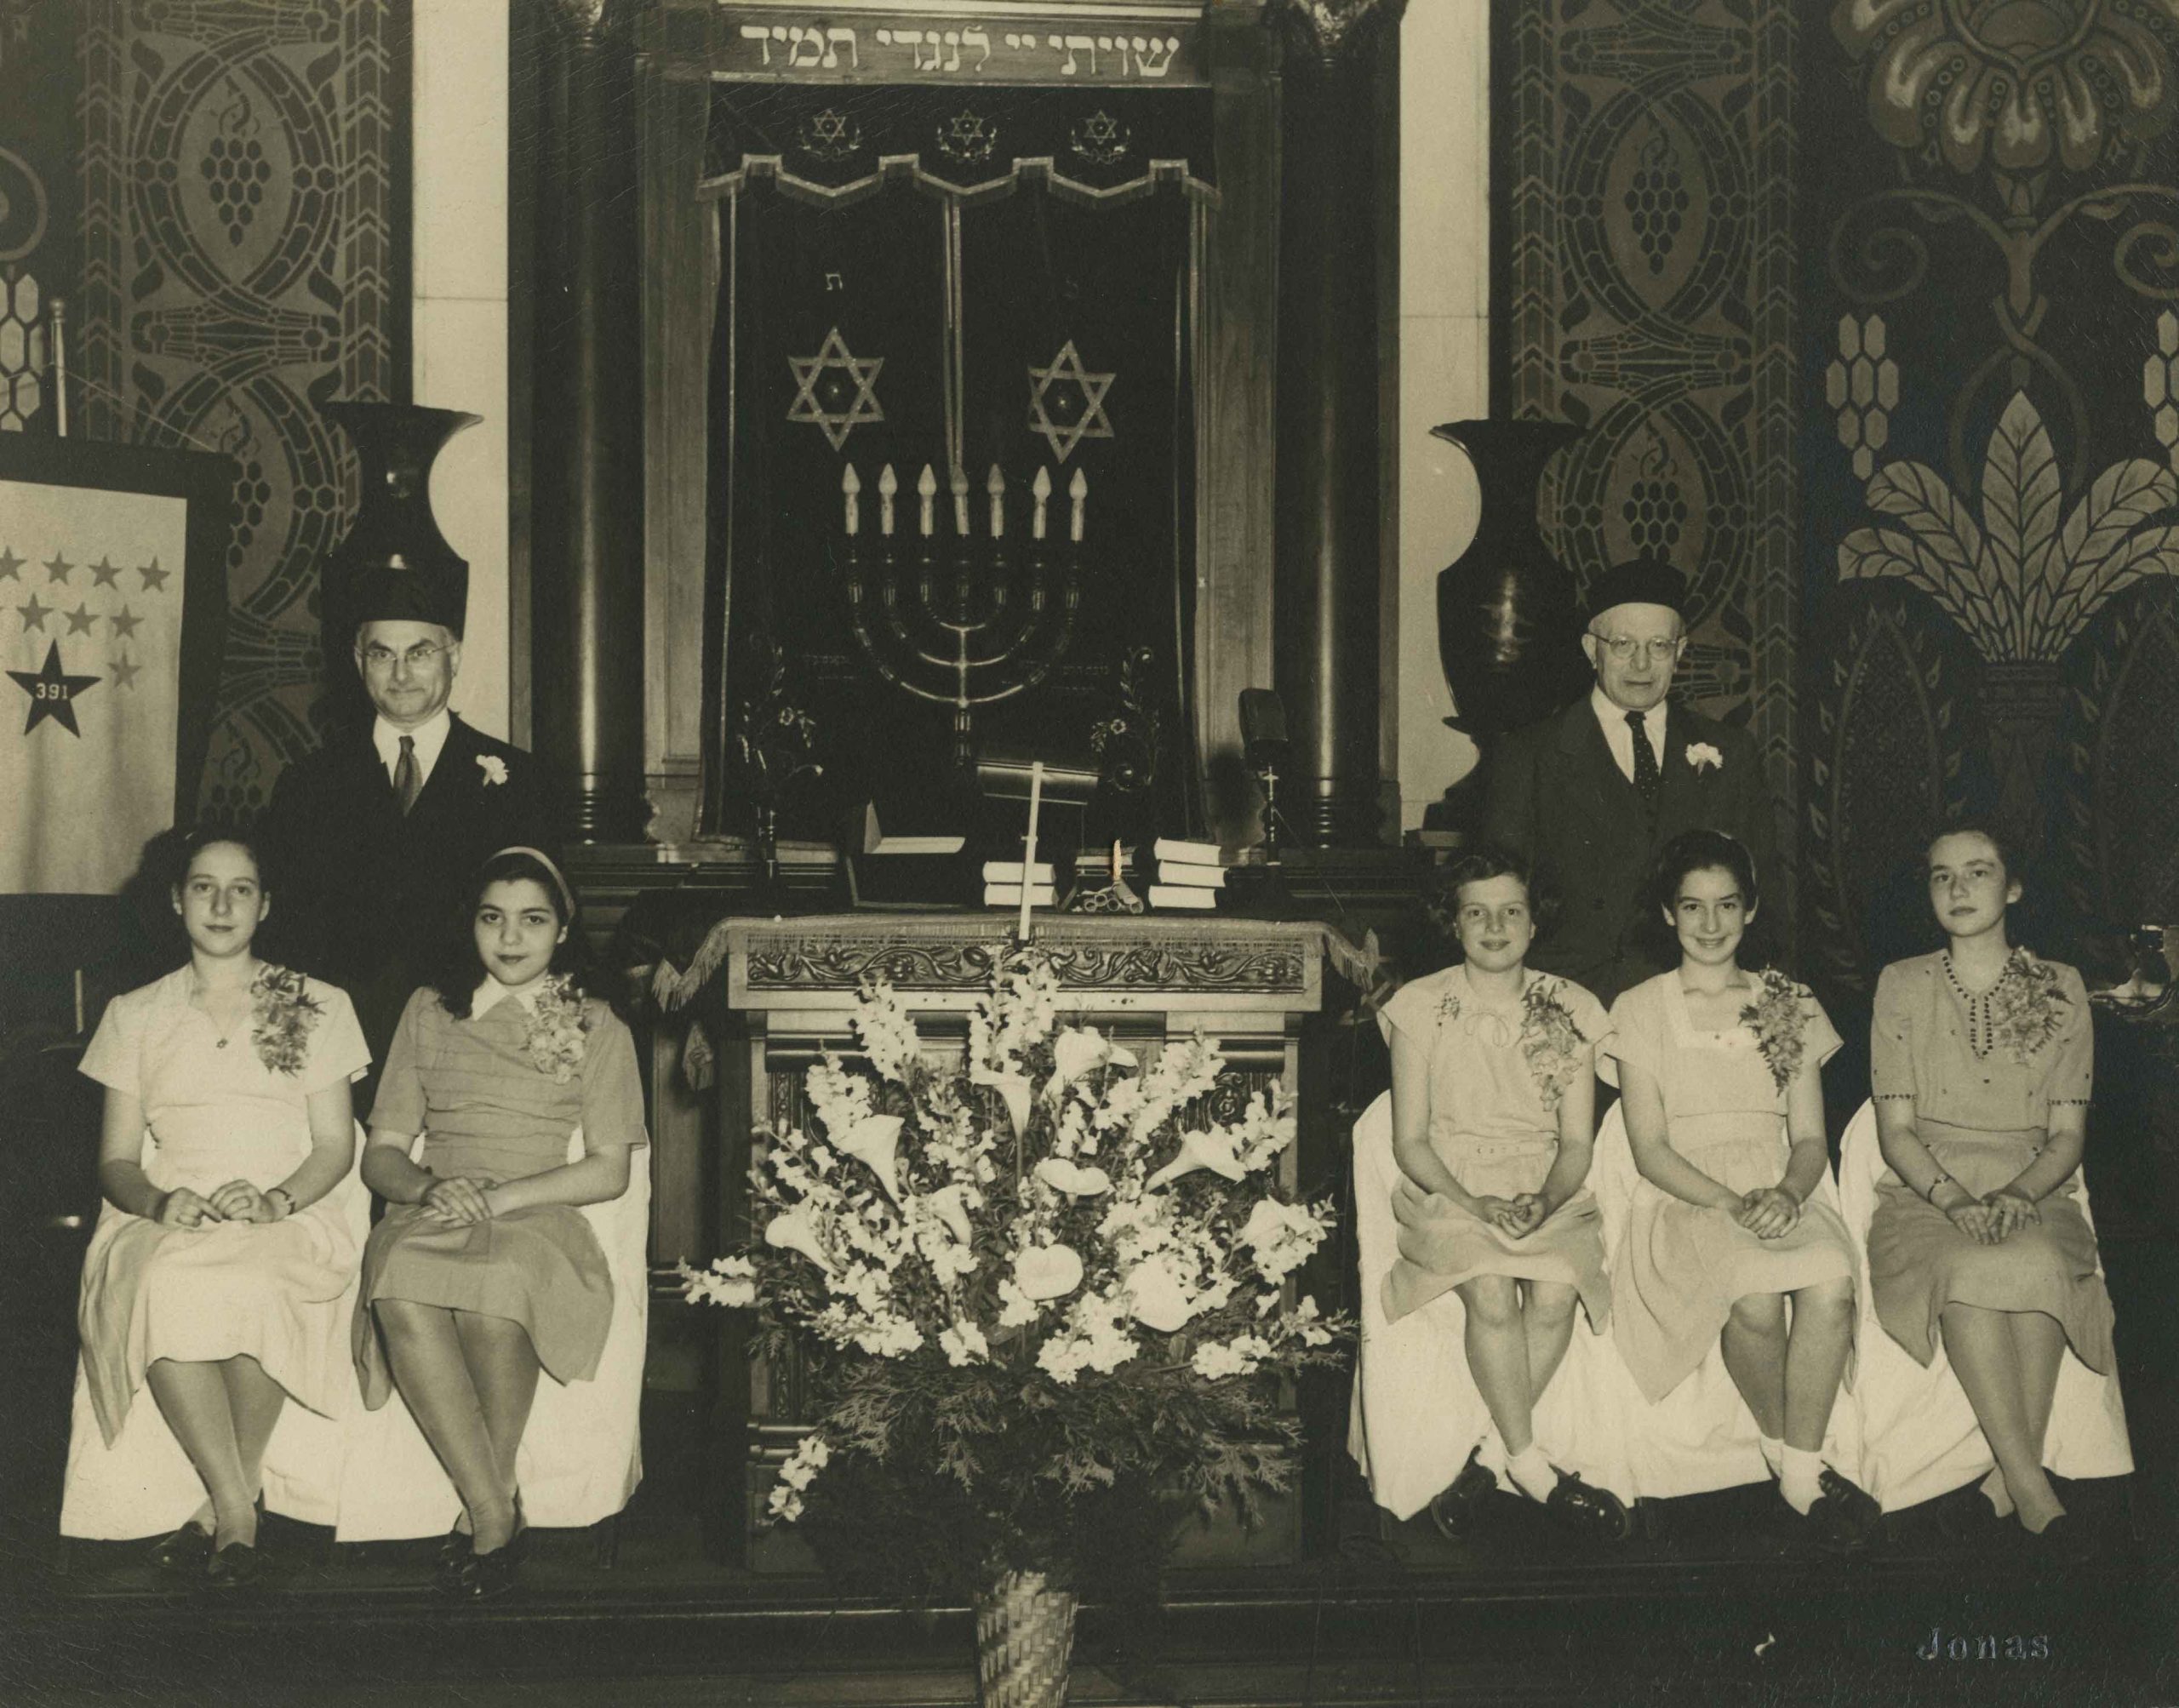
[1505,1442,1556,1505]
[1780,1446,1822,1515]
[1758,1434,1785,1479]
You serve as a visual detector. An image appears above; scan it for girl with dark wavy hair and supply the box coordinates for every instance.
[67,828,369,1585]
[353,847,644,1601]
[1604,830,1873,1551]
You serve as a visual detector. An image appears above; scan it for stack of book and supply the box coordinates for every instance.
[1147,837,1227,910]
[982,859,1056,909]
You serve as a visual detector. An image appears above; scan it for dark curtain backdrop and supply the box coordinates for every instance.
[706,83,1210,853]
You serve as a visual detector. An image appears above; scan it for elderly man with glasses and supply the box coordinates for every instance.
[259,562,550,1082]
[1483,558,1776,1005]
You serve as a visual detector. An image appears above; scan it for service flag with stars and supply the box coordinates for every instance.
[0,439,232,894]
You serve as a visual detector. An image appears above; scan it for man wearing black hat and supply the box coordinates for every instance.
[260,563,551,1078]
[1483,558,1776,1005]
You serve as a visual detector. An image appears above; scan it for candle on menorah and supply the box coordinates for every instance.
[838,454,1085,771]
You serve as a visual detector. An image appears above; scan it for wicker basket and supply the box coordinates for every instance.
[973,1568,1078,1707]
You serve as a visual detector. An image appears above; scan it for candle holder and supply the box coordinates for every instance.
[838,460,1085,771]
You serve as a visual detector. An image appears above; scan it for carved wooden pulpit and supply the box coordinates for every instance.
[696,911,1336,1568]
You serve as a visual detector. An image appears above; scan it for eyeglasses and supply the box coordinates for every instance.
[358,641,455,671]
[1587,631,1682,665]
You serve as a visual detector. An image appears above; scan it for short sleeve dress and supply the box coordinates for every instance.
[1602,972,1854,1403]
[76,965,371,1444]
[353,980,647,1408]
[1377,964,1612,1332]
[1865,951,2113,1373]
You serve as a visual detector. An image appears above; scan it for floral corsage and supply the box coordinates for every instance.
[249,964,323,1076]
[1987,950,2067,1065]
[524,973,592,1082]
[1739,968,1809,1094]
[1518,979,1589,1110]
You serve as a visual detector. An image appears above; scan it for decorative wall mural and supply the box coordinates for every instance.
[77,0,409,824]
[0,0,78,436]
[1496,0,1801,917]
[1804,0,2179,986]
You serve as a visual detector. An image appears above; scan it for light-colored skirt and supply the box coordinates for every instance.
[1610,1112,1855,1402]
[1867,1120,2114,1373]
[1383,1132,1610,1333]
[354,1203,613,1408]
[77,1146,358,1446]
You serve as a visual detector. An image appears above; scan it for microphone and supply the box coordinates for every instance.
[1239,688,1290,775]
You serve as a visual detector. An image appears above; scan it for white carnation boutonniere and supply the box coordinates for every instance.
[477,753,509,786]
[1685,742,1724,774]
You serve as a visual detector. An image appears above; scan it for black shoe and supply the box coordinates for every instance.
[148,1520,214,1574]
[1427,1447,1496,1540]
[203,1540,267,1591]
[444,1545,519,1602]
[1547,1470,1633,1541]
[438,1520,473,1571]
[1808,1467,1883,1556]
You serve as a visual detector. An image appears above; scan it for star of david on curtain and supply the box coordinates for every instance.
[698,83,1217,847]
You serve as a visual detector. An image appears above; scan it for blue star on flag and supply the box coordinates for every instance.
[111,654,140,691]
[0,548,21,581]
[9,641,100,736]
[64,603,97,636]
[17,592,50,632]
[43,551,71,584]
[89,556,123,588]
[110,604,142,641]
[138,557,169,592]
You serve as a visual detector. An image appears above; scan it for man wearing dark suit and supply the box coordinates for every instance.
[1484,559,1776,1006]
[260,562,552,1080]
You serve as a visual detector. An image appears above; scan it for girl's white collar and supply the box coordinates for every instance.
[472,976,546,1020]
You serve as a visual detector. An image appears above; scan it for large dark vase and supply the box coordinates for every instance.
[319,401,481,654]
[1430,420,1589,829]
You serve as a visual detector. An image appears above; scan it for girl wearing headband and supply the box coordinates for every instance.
[353,847,644,1600]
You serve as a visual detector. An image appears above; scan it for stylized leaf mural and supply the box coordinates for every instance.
[1839,391,2179,661]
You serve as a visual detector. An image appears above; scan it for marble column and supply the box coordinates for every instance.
[531,0,650,843]
[1272,0,1403,847]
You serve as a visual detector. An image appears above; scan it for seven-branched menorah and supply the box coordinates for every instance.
[838,460,1085,769]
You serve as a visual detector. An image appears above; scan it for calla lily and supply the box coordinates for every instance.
[1124,1254,1202,1334]
[1239,1197,1292,1251]
[833,1112,905,1202]
[922,1184,975,1245]
[1145,1128,1246,1191]
[764,1207,835,1278]
[1045,1026,1136,1101]
[1014,1242,1084,1300]
[970,1065,1034,1141]
[1033,1157,1112,1197]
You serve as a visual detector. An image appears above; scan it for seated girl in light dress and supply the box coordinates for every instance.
[1380,848,1623,1536]
[74,829,369,1586]
[1867,822,2113,1556]
[354,847,644,1601]
[1604,829,1874,1550]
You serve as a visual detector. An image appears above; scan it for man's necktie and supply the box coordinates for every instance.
[1626,710,1661,811]
[394,734,420,815]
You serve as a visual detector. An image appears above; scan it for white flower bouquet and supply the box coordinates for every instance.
[678,948,1349,1596]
